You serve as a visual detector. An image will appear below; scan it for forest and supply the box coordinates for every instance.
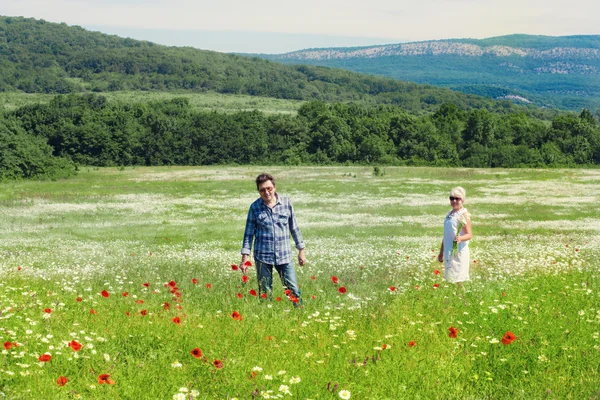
[1,94,599,180]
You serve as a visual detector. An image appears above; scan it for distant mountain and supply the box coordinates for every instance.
[257,34,600,111]
[0,17,556,116]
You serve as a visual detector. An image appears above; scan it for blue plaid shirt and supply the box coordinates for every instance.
[241,194,305,265]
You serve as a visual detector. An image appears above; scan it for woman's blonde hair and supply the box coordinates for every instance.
[449,186,466,201]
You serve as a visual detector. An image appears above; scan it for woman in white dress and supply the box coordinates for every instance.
[437,187,472,289]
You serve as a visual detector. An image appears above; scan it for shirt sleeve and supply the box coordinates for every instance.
[241,204,255,255]
[288,201,305,250]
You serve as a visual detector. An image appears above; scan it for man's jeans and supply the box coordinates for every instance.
[255,259,301,304]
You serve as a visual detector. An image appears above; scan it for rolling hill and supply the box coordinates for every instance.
[258,34,600,111]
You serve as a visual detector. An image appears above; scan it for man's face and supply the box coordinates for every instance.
[258,180,276,203]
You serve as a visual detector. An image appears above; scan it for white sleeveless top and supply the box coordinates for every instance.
[443,207,470,258]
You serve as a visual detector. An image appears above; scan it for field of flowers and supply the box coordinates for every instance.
[0,166,599,399]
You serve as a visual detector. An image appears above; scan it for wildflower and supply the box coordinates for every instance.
[171,361,182,368]
[69,340,82,352]
[275,297,282,302]
[331,276,339,285]
[163,302,171,310]
[339,389,351,399]
[236,292,243,298]
[389,286,396,292]
[213,359,224,369]
[502,331,516,345]
[205,283,212,289]
[135,300,144,304]
[311,275,316,280]
[104,353,110,361]
[244,260,253,268]
[140,310,148,316]
[192,278,198,284]
[101,290,109,298]
[433,284,440,289]
[433,270,441,275]
[279,385,291,395]
[172,316,182,325]
[56,376,68,386]
[252,366,263,372]
[90,309,97,314]
[39,354,52,362]
[408,341,416,347]
[44,308,52,313]
[448,326,459,338]
[338,287,347,294]
[3,342,12,350]
[452,212,470,256]
[231,311,242,320]
[261,293,267,299]
[190,348,202,358]
[489,338,499,344]
[414,285,420,290]
[242,275,249,283]
[143,283,150,287]
[289,376,301,384]
[249,289,257,296]
[98,373,115,384]
[231,264,239,271]
[76,297,83,302]
[173,393,186,400]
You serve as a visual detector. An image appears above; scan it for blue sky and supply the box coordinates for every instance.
[2,0,599,53]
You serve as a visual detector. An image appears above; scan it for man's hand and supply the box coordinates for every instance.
[298,249,306,266]
[241,254,249,274]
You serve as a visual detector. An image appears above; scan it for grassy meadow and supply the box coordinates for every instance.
[0,92,303,115]
[0,166,599,399]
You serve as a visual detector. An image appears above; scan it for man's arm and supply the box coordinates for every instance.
[241,205,255,273]
[288,201,306,266]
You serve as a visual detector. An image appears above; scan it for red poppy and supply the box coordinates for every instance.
[69,340,82,352]
[408,341,416,347]
[17,266,22,271]
[389,286,396,291]
[243,260,253,267]
[311,295,316,299]
[167,280,177,288]
[191,278,198,285]
[172,316,181,324]
[448,326,458,338]
[338,286,347,294]
[237,292,243,299]
[242,275,249,284]
[473,260,477,263]
[501,291,507,297]
[310,275,316,280]
[502,331,517,345]
[284,289,292,296]
[39,354,52,362]
[231,264,239,271]
[135,300,144,304]
[3,342,12,350]
[249,289,257,296]
[275,297,282,302]
[266,336,273,340]
[98,373,115,384]
[205,283,212,289]
[191,348,202,358]
[414,285,421,290]
[44,308,52,313]
[261,293,267,299]
[140,310,148,316]
[101,290,109,298]
[122,292,129,297]
[433,270,441,275]
[331,276,339,285]
[90,309,97,314]
[76,297,83,302]
[290,296,299,304]
[433,283,440,289]
[56,376,68,386]
[213,359,224,369]
[231,311,242,320]
[143,282,150,287]
[163,302,171,310]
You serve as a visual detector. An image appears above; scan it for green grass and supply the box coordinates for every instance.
[0,91,304,115]
[0,166,598,399]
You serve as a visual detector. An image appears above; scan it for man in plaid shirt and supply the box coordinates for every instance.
[241,173,306,304]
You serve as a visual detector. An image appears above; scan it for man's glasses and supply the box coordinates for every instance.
[449,197,462,201]
[259,187,274,194]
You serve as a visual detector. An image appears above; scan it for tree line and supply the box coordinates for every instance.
[1,94,599,180]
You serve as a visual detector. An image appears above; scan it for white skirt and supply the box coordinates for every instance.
[444,247,470,283]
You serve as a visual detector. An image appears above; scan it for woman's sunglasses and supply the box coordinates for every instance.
[449,197,462,201]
